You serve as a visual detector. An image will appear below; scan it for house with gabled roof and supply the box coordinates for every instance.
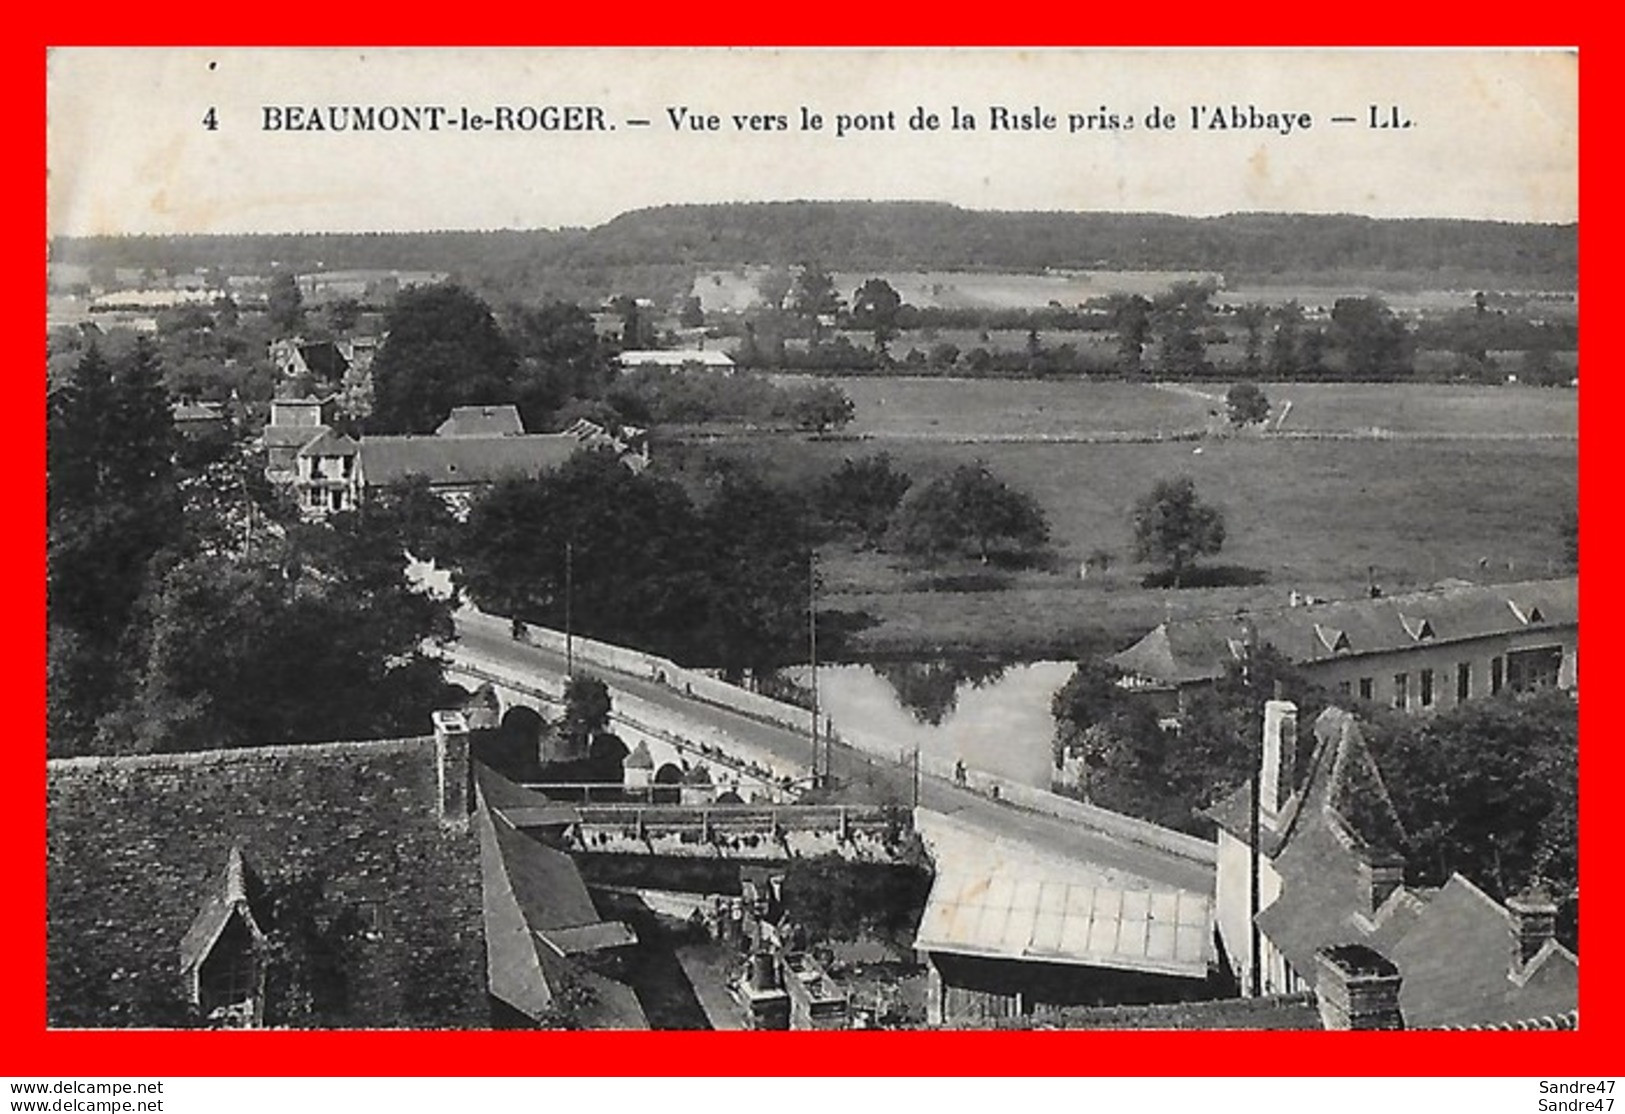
[1205,701,1578,1029]
[262,400,646,518]
[1109,578,1577,715]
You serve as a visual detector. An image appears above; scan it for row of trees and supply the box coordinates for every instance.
[725,269,1508,384]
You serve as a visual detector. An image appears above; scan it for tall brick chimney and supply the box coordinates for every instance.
[1314,944,1404,1030]
[1506,884,1558,971]
[1260,699,1297,823]
[433,710,471,827]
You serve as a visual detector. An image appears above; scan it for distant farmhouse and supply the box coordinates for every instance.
[46,711,648,1029]
[1109,578,1577,715]
[1206,702,1577,1028]
[261,400,647,517]
[617,349,735,374]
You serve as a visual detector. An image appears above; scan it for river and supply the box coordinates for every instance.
[794,659,1077,789]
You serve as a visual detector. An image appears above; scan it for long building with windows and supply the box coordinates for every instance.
[1107,577,1576,715]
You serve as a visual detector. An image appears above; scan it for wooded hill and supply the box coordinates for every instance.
[51,201,1578,291]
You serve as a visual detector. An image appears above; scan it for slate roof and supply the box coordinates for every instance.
[360,434,579,488]
[47,738,487,1028]
[472,765,646,1029]
[297,429,361,458]
[1214,705,1579,1029]
[1206,706,1405,861]
[1110,578,1578,686]
[262,424,325,450]
[297,341,351,380]
[436,405,525,437]
[1385,876,1580,1028]
[177,844,266,977]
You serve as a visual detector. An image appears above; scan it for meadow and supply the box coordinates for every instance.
[779,376,1578,440]
[677,378,1578,659]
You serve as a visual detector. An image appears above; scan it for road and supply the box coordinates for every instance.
[453,613,1213,894]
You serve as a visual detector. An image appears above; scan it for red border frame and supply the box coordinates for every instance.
[17,18,1611,1079]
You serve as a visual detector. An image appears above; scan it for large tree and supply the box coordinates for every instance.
[1330,296,1413,380]
[787,382,855,433]
[692,472,815,680]
[1107,294,1152,375]
[505,300,615,430]
[266,273,306,335]
[1150,281,1214,377]
[456,450,708,660]
[1131,475,1226,587]
[1226,381,1271,426]
[1366,690,1577,904]
[368,283,519,433]
[850,277,904,349]
[816,452,913,548]
[888,463,1050,566]
[47,342,182,750]
[100,511,454,755]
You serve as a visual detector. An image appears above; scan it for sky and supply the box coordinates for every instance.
[46,48,1578,237]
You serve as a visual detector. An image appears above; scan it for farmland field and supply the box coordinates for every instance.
[671,378,1577,659]
[771,376,1578,440]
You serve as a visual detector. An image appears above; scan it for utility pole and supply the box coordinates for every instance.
[1239,611,1262,999]
[565,539,575,679]
[809,550,820,788]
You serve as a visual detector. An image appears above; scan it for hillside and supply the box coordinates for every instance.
[49,202,1578,293]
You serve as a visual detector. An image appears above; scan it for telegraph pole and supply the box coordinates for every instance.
[1239,612,1262,998]
[809,550,820,788]
[564,539,575,678]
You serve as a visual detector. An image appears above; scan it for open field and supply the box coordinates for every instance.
[667,382,1577,659]
[772,376,1578,440]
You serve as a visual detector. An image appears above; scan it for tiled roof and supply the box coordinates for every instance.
[47,738,487,1028]
[1110,578,1578,686]
[436,405,525,437]
[360,434,579,488]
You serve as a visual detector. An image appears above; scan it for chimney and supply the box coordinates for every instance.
[1506,885,1558,970]
[1314,945,1404,1031]
[433,710,471,827]
[1357,854,1405,915]
[1260,699,1297,822]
